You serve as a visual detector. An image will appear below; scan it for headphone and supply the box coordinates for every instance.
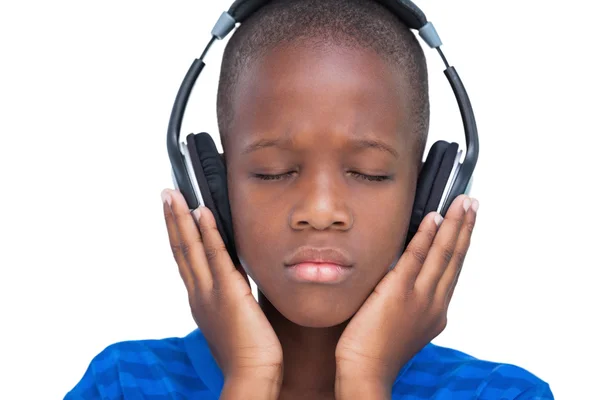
[167,0,479,265]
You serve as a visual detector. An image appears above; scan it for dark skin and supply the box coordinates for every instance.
[162,41,478,400]
[228,42,415,397]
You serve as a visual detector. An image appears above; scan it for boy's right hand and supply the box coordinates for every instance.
[161,189,283,396]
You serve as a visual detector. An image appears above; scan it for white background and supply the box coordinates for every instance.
[1,0,598,398]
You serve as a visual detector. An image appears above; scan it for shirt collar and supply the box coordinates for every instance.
[183,327,428,393]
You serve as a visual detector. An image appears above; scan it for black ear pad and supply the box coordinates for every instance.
[406,140,459,245]
[186,132,238,263]
[424,142,459,216]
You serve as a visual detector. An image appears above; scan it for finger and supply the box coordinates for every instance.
[441,199,478,307]
[163,189,213,291]
[414,195,470,297]
[388,211,442,291]
[195,201,249,291]
[162,191,194,290]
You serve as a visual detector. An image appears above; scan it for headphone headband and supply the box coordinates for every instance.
[226,0,426,29]
[213,0,438,46]
[167,0,479,216]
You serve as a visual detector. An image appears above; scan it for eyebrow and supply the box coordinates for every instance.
[350,138,399,159]
[241,138,287,155]
[240,136,399,159]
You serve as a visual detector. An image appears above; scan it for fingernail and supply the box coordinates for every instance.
[434,213,443,226]
[471,199,479,213]
[161,189,172,206]
[192,207,202,224]
[463,197,472,212]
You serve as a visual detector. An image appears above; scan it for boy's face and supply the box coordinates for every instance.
[225,41,421,328]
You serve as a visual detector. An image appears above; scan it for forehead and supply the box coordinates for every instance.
[228,41,413,155]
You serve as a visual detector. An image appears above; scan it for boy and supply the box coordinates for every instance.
[66,0,553,399]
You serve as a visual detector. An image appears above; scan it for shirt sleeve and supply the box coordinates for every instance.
[513,383,554,400]
[476,364,554,400]
[63,345,124,400]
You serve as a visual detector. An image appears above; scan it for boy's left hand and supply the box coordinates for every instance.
[334,195,478,398]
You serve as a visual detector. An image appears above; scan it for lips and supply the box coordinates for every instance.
[284,246,354,268]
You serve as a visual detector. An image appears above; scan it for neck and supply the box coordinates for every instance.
[258,291,348,397]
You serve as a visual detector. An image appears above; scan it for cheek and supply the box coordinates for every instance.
[354,188,414,273]
[371,193,412,240]
[227,177,288,279]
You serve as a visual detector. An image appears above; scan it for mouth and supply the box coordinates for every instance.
[283,246,354,284]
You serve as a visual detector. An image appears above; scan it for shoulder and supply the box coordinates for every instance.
[392,343,553,400]
[64,330,220,399]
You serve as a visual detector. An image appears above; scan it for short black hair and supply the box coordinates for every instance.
[216,0,429,156]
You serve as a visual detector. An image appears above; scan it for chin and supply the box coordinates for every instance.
[283,302,357,328]
[263,284,365,328]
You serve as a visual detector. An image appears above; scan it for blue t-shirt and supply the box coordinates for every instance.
[65,329,553,399]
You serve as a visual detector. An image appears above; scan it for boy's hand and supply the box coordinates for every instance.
[335,195,478,398]
[161,189,283,398]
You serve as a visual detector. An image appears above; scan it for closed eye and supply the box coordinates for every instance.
[253,172,296,181]
[252,171,392,182]
[348,171,391,182]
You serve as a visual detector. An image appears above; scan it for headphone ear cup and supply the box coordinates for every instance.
[408,141,448,239]
[186,132,238,262]
[406,140,458,245]
[424,142,458,217]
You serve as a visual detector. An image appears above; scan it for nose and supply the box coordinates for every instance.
[288,171,353,231]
